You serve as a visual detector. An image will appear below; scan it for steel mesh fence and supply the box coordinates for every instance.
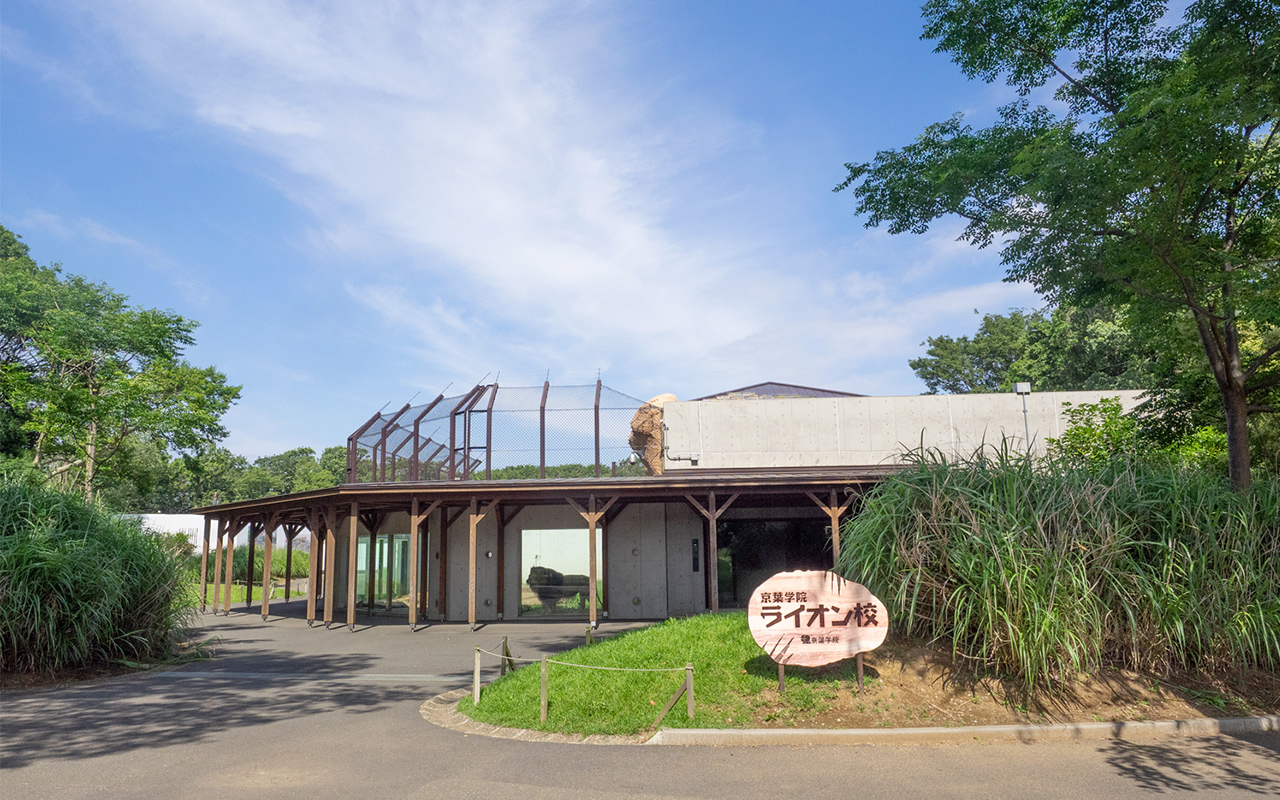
[346,383,648,483]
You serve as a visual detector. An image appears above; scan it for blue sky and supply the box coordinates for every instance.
[2,1,1045,459]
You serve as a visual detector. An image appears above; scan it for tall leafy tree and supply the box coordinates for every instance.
[839,1,1280,489]
[912,304,1157,393]
[0,226,241,497]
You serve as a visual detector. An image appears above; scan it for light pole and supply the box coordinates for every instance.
[1014,382,1032,452]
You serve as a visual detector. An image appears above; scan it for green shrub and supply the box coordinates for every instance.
[0,476,195,673]
[836,447,1280,692]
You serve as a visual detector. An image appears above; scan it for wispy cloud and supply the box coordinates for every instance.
[33,1,1042,406]
[16,210,215,304]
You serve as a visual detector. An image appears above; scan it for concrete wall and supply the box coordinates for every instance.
[664,502,706,616]
[662,390,1145,470]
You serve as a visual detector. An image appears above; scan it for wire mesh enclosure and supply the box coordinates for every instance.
[345,381,650,483]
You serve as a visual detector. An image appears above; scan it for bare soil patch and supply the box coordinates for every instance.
[748,634,1280,729]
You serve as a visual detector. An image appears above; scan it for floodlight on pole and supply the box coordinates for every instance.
[1014,383,1032,451]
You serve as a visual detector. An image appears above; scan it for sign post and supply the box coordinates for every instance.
[747,570,888,694]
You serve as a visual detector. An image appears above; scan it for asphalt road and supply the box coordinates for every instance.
[3,601,1278,799]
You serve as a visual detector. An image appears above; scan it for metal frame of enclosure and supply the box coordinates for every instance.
[191,466,897,632]
[346,380,645,483]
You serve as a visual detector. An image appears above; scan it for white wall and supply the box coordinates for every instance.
[662,390,1146,470]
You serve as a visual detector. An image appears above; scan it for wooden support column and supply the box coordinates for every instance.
[807,489,854,565]
[284,531,293,600]
[260,517,276,620]
[407,498,440,630]
[567,495,617,628]
[222,521,238,615]
[199,517,212,613]
[685,492,739,613]
[306,508,321,626]
[210,519,226,615]
[347,502,359,631]
[467,498,498,629]
[409,498,420,629]
[246,523,257,607]
[323,506,338,628]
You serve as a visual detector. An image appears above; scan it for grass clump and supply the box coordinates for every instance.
[0,475,195,673]
[458,612,854,735]
[837,447,1280,693]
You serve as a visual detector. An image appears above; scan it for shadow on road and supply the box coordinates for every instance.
[0,649,419,769]
[1102,733,1280,794]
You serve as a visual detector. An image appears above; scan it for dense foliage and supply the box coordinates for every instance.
[0,226,239,499]
[0,474,195,673]
[910,305,1157,394]
[836,448,1280,691]
[840,1,1280,488]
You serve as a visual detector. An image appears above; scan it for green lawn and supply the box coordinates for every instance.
[457,612,865,736]
[199,584,294,606]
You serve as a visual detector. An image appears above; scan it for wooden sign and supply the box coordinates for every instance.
[747,570,888,667]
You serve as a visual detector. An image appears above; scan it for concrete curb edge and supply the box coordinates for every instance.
[647,715,1280,746]
[420,688,1279,747]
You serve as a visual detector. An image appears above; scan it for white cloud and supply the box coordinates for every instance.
[39,1,1045,409]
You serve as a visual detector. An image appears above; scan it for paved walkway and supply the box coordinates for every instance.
[3,600,1278,799]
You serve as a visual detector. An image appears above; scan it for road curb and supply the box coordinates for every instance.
[422,688,1279,747]
[647,715,1280,746]
[418,689,644,745]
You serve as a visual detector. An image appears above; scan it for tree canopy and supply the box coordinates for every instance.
[839,0,1279,489]
[910,305,1157,394]
[0,226,240,497]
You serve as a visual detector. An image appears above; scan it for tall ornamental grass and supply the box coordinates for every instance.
[0,476,195,673]
[836,448,1280,691]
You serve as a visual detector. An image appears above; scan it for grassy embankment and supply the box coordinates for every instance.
[459,612,867,735]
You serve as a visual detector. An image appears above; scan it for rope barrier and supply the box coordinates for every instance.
[473,646,686,672]
[472,636,695,725]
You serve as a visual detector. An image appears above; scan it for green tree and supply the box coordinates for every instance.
[0,227,241,497]
[911,309,1044,393]
[912,305,1156,393]
[839,1,1280,489]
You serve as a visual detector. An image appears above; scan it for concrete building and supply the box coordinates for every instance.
[194,381,1142,630]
